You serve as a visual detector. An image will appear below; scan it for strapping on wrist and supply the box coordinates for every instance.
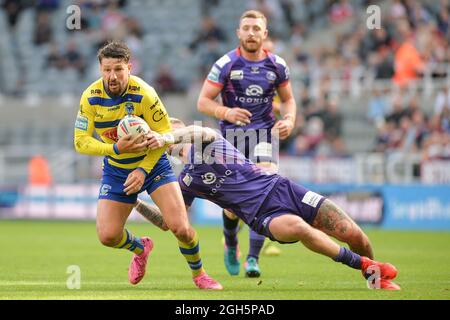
[162,133,175,145]
[214,106,230,120]
[113,143,120,155]
[283,115,295,127]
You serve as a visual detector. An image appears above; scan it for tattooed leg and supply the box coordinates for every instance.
[135,199,169,231]
[312,199,374,259]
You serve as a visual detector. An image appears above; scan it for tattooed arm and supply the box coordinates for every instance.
[147,126,218,150]
[134,199,169,231]
[171,125,218,144]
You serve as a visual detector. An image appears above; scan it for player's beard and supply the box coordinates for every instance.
[107,80,125,96]
[241,39,261,53]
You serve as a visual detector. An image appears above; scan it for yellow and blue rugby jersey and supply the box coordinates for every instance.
[74,75,172,174]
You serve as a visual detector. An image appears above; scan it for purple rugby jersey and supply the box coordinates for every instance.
[206,47,290,134]
[178,136,280,227]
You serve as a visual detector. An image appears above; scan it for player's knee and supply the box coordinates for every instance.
[291,221,314,242]
[169,224,192,243]
[97,231,122,247]
[348,229,370,247]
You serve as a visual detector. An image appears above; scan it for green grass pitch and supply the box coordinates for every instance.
[0,220,449,300]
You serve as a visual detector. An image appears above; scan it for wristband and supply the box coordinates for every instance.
[214,106,229,120]
[224,108,232,121]
[283,115,295,128]
[113,143,120,155]
[162,133,175,145]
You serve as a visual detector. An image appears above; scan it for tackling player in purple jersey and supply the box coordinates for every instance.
[136,120,401,290]
[197,10,297,277]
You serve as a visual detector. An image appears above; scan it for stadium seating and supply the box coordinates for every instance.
[0,0,449,184]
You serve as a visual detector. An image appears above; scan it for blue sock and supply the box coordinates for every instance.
[333,247,361,269]
[247,229,265,261]
[114,229,144,255]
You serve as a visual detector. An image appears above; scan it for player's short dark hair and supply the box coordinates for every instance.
[97,41,131,63]
[239,10,267,27]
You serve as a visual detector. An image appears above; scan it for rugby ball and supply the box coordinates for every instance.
[117,115,151,140]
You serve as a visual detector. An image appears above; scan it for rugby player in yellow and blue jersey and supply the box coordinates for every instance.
[74,41,222,290]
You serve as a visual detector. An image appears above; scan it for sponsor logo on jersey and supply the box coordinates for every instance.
[100,184,112,196]
[302,191,323,208]
[262,216,271,228]
[149,97,160,110]
[251,66,259,74]
[94,112,103,119]
[183,173,193,186]
[75,114,88,131]
[266,71,277,81]
[102,128,118,142]
[234,95,270,105]
[230,70,244,80]
[128,85,140,92]
[216,54,231,68]
[201,172,217,184]
[245,84,264,96]
[208,170,233,195]
[275,55,287,67]
[90,89,102,95]
[108,105,120,112]
[152,109,167,122]
[284,66,290,79]
[125,103,134,115]
[207,66,220,83]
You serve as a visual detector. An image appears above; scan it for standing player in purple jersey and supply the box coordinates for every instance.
[137,121,401,290]
[197,10,297,277]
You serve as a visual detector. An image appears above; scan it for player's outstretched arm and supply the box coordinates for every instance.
[147,126,218,150]
[173,125,218,144]
[134,200,194,231]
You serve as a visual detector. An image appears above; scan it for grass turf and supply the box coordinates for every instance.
[0,220,449,300]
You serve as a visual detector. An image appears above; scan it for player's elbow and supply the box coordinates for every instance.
[197,97,207,113]
[74,137,81,153]
[73,135,87,154]
[168,223,192,243]
[196,101,203,113]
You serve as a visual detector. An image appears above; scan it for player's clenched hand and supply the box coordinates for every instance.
[272,119,294,140]
[123,169,146,195]
[225,108,252,126]
[116,133,149,153]
[146,131,166,150]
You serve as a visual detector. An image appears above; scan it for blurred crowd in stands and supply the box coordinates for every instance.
[370,86,450,161]
[1,0,449,159]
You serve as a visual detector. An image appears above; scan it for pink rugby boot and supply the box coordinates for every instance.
[128,237,154,285]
